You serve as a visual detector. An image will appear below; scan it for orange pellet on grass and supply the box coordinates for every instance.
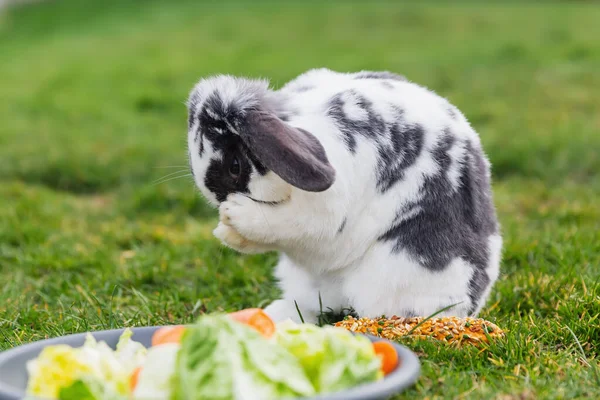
[335,316,505,346]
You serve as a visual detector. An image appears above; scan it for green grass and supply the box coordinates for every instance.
[1,0,599,398]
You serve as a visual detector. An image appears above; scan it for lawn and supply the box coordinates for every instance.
[0,0,599,398]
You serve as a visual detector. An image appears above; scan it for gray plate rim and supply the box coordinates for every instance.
[0,326,420,400]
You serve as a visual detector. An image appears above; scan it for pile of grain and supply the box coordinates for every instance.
[335,315,504,346]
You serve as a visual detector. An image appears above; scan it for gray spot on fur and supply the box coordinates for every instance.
[294,85,315,93]
[381,81,394,89]
[337,218,347,234]
[447,106,458,120]
[187,149,195,178]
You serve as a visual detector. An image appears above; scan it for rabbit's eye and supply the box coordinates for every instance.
[229,156,241,178]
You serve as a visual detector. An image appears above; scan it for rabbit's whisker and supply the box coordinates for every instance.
[153,170,190,183]
[152,173,193,186]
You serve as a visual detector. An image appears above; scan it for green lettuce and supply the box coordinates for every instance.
[114,327,147,371]
[172,314,315,400]
[275,321,382,393]
[58,376,127,400]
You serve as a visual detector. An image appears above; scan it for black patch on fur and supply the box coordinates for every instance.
[378,133,499,312]
[196,93,266,201]
[467,268,490,315]
[203,135,253,203]
[377,122,424,193]
[353,71,407,81]
[337,218,347,234]
[187,91,201,128]
[327,92,423,191]
[389,203,422,227]
[326,90,386,153]
[194,125,201,144]
[188,110,196,132]
[188,102,201,145]
[201,95,239,144]
[464,141,499,235]
[196,96,230,156]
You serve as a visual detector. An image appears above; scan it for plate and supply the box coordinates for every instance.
[0,326,420,400]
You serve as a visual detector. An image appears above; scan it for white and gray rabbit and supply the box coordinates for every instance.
[186,68,502,323]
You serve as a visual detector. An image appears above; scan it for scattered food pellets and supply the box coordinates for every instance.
[335,316,504,346]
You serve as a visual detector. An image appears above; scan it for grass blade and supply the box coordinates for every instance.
[565,325,600,386]
[317,292,324,327]
[294,300,305,324]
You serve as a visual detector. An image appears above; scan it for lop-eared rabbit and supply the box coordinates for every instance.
[186,69,501,323]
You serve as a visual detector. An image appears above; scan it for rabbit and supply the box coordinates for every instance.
[186,68,502,323]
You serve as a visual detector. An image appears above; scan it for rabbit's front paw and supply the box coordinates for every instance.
[220,194,272,244]
[213,222,270,254]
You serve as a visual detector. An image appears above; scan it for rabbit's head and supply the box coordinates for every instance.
[187,76,335,206]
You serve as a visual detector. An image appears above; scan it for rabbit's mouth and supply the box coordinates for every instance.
[248,195,290,206]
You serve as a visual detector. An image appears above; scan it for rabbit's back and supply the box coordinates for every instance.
[275,69,501,317]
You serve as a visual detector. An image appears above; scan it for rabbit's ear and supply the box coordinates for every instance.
[238,110,335,192]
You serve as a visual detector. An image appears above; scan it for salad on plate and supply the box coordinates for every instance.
[25,309,399,400]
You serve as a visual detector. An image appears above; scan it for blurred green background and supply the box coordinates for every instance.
[0,0,598,398]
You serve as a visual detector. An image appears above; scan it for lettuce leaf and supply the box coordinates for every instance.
[115,327,147,371]
[26,328,146,399]
[275,321,382,393]
[58,376,127,400]
[132,343,180,400]
[172,314,315,400]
